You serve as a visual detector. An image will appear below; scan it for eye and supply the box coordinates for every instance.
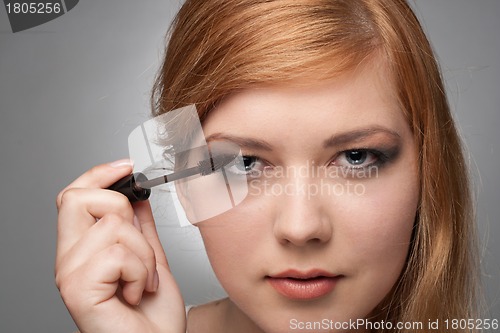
[226,155,265,176]
[332,149,379,169]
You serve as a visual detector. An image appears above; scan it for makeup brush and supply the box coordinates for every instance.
[108,152,238,203]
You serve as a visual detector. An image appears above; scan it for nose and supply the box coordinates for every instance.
[272,177,333,246]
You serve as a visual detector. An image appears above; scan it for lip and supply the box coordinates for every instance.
[266,269,341,300]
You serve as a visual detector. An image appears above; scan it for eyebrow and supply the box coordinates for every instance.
[205,133,274,151]
[322,127,401,148]
[204,126,401,151]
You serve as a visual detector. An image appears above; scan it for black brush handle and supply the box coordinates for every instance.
[108,172,151,203]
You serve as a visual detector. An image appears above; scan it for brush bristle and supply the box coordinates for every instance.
[198,154,237,176]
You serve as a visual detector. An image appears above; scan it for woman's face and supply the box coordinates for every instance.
[197,59,419,333]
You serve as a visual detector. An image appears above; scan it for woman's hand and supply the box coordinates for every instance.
[55,160,186,333]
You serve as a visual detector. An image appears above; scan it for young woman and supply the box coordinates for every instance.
[55,0,481,332]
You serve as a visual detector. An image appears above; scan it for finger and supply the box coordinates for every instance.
[56,188,135,256]
[133,200,169,267]
[57,213,158,293]
[83,243,148,307]
[138,262,186,328]
[56,159,133,209]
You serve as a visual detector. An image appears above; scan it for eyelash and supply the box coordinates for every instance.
[330,149,389,170]
[228,148,393,179]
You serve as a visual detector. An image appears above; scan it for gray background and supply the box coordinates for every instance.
[0,1,498,332]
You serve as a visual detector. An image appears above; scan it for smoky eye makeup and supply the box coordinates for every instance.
[339,144,400,166]
[226,144,402,181]
[206,130,404,180]
[328,141,402,179]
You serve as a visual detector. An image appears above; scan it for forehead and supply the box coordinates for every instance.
[202,57,407,145]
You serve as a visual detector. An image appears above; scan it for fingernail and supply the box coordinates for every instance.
[153,270,159,292]
[109,159,133,168]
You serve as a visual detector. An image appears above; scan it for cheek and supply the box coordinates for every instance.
[198,207,269,280]
[334,168,419,277]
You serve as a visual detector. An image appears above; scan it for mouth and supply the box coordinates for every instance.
[265,269,342,300]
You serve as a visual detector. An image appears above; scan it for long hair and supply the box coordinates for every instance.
[152,1,480,331]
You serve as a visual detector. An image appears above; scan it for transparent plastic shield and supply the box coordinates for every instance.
[127,105,248,226]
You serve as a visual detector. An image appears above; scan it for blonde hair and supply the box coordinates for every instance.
[152,0,480,331]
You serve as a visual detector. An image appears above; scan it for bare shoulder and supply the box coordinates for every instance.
[186,298,229,333]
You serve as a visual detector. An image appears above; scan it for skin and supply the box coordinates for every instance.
[55,162,186,333]
[188,57,420,333]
